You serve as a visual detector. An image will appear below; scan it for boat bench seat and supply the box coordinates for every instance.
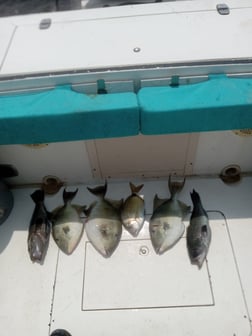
[0,86,139,144]
[0,76,252,145]
[138,75,252,135]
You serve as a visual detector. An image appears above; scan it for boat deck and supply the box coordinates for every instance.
[0,176,252,335]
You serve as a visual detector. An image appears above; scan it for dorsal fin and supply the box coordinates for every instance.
[107,198,124,210]
[83,201,96,217]
[178,200,191,217]
[30,189,44,204]
[63,188,78,204]
[153,194,167,211]
[87,181,107,198]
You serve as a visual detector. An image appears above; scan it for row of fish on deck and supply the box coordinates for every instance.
[27,176,211,268]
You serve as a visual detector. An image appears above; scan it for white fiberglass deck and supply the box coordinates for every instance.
[0,176,252,335]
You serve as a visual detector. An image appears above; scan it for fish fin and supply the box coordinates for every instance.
[178,200,191,217]
[190,189,201,205]
[51,205,63,219]
[190,189,208,217]
[87,181,107,198]
[129,182,144,194]
[63,188,78,204]
[72,204,87,215]
[0,164,18,178]
[168,175,186,198]
[153,194,167,211]
[30,189,44,203]
[83,202,96,217]
[201,225,208,237]
[107,198,124,210]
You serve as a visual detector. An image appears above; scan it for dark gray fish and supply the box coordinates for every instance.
[85,181,123,258]
[187,189,211,268]
[0,164,18,225]
[50,329,72,336]
[52,189,84,255]
[121,182,145,237]
[28,189,51,263]
[149,176,190,254]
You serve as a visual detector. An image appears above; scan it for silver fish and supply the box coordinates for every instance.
[149,176,190,254]
[52,189,84,255]
[85,181,122,258]
[121,182,145,237]
[28,189,51,263]
[187,189,211,268]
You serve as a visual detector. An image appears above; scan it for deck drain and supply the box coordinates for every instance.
[220,164,241,184]
[42,175,63,195]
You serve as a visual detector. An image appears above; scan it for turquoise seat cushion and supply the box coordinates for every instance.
[0,86,139,144]
[138,76,252,134]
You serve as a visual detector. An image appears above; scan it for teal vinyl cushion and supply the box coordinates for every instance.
[0,86,139,144]
[138,75,252,134]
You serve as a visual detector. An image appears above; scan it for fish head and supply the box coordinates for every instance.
[50,330,72,336]
[124,221,141,237]
[128,224,141,237]
[191,252,206,269]
[188,239,207,268]
[28,235,44,262]
[150,216,185,254]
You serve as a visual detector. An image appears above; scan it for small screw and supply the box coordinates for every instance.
[139,246,149,256]
[133,47,141,53]
[39,18,52,30]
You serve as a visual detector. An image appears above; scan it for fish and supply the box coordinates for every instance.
[28,189,51,263]
[187,189,211,268]
[149,176,190,254]
[85,181,123,258]
[50,330,72,336]
[51,188,84,255]
[0,164,18,225]
[121,182,145,237]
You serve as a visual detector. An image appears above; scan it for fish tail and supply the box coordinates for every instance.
[87,181,107,198]
[168,175,185,198]
[63,188,78,204]
[190,189,208,217]
[190,189,201,206]
[0,164,18,178]
[30,189,44,204]
[129,182,144,194]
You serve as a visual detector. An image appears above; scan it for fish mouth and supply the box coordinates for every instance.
[190,255,206,269]
[100,249,115,258]
[93,245,117,258]
[130,230,140,238]
[127,226,141,237]
[154,245,167,255]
